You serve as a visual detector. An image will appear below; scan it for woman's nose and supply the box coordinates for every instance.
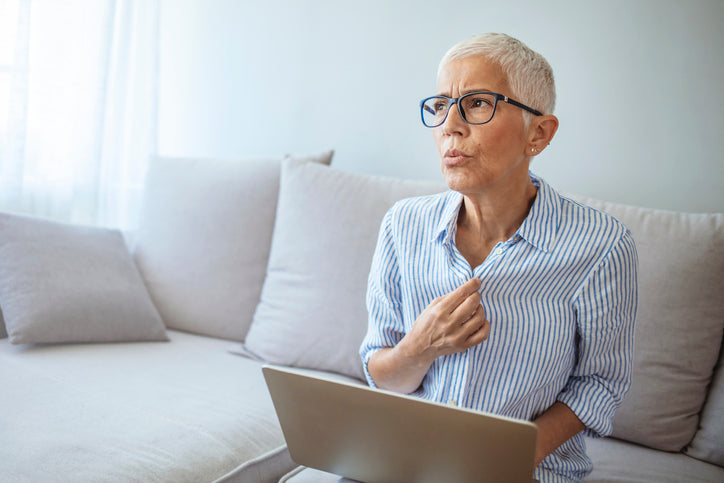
[441,102,466,134]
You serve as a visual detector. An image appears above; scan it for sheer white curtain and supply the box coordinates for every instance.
[0,0,158,230]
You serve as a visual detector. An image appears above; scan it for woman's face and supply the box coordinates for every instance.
[433,56,532,196]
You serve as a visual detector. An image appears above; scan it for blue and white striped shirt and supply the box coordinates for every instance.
[360,173,637,482]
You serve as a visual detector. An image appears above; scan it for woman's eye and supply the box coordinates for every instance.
[467,97,492,109]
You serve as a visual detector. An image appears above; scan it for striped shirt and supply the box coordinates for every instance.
[360,173,637,483]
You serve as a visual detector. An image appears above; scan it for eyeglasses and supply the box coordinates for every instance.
[420,91,542,128]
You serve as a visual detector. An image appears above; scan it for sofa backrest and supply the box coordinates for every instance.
[566,194,724,460]
[132,152,333,342]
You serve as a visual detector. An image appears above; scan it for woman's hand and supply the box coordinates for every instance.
[368,278,491,393]
[405,277,489,361]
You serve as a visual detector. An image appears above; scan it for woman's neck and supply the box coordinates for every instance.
[455,178,537,268]
[460,178,537,241]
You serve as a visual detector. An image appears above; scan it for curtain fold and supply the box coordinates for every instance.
[0,0,158,230]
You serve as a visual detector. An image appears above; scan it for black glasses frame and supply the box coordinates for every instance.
[420,91,543,128]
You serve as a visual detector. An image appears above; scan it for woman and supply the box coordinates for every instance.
[359,33,637,482]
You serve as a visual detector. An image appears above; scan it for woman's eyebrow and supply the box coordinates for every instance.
[435,88,495,97]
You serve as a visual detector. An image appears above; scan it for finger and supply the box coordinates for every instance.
[459,305,484,333]
[450,304,485,334]
[465,316,491,346]
[450,306,484,345]
[451,292,482,322]
[440,278,481,313]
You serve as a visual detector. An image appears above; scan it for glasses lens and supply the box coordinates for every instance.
[421,97,450,127]
[460,93,496,124]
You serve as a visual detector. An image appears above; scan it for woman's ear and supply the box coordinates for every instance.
[527,114,559,156]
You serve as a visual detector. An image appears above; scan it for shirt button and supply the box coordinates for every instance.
[494,247,504,255]
[447,400,457,407]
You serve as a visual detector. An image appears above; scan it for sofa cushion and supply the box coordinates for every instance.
[0,330,295,482]
[585,436,724,482]
[133,152,333,342]
[685,344,724,466]
[240,161,445,380]
[0,212,167,344]
[567,195,724,452]
[282,435,724,482]
[280,467,348,482]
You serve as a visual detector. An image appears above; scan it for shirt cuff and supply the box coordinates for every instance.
[361,348,381,388]
[557,376,619,438]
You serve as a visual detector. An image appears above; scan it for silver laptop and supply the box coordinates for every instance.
[263,365,538,483]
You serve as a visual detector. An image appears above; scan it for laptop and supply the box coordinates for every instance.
[263,365,538,483]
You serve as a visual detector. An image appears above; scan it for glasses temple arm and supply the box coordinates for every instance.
[503,96,543,116]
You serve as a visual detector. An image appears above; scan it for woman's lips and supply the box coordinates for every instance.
[443,149,470,166]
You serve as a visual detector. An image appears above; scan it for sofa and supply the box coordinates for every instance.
[0,151,722,483]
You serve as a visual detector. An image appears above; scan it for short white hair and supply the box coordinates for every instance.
[438,33,556,117]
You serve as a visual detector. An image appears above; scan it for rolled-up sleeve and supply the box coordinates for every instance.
[558,230,638,437]
[359,208,406,388]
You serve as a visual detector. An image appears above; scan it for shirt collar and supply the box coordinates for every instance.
[431,190,464,245]
[431,173,561,253]
[516,173,561,253]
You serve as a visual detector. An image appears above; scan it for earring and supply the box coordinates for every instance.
[531,147,539,154]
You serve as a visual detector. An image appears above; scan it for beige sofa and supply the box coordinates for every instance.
[1,153,722,482]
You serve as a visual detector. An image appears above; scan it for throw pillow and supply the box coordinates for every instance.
[566,195,724,452]
[239,161,446,380]
[0,212,168,344]
[132,151,333,342]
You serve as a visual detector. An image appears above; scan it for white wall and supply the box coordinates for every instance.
[158,0,724,213]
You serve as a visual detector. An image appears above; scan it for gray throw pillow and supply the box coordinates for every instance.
[239,161,446,380]
[133,152,333,342]
[0,212,168,344]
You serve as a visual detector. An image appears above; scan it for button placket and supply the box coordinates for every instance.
[446,240,473,280]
